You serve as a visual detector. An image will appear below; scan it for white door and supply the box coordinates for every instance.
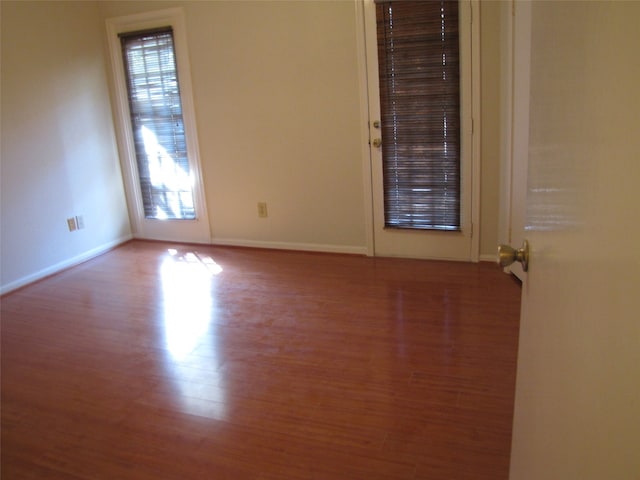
[106,9,211,244]
[361,0,479,261]
[509,1,640,478]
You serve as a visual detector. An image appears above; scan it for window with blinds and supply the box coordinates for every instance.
[376,0,461,231]
[120,28,195,220]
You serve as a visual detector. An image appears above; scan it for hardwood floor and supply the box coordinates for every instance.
[1,241,521,479]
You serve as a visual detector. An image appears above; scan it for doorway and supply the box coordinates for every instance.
[358,0,480,261]
[106,8,211,244]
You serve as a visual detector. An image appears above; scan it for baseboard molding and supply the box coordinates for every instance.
[210,237,368,256]
[1,234,133,296]
[1,236,497,295]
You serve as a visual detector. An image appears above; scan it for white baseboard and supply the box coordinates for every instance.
[480,253,498,263]
[1,234,132,295]
[210,237,368,256]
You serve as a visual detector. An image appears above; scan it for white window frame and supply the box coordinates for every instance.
[106,8,210,243]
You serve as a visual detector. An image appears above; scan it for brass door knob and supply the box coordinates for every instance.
[498,240,529,272]
[372,138,382,148]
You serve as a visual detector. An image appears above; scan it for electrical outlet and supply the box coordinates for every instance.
[67,217,77,232]
[75,215,85,229]
[257,202,268,218]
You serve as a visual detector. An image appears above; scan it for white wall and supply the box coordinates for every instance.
[479,1,501,260]
[1,1,131,294]
[100,0,368,253]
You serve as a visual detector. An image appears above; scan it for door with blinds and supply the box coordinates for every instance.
[362,0,478,260]
[106,9,210,244]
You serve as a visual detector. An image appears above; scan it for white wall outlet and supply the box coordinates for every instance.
[67,217,77,232]
[75,215,85,229]
[257,202,268,218]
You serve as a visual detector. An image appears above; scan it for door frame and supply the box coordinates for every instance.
[355,0,481,261]
[498,0,530,282]
[105,8,211,244]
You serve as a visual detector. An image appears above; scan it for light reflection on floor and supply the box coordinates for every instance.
[160,249,226,420]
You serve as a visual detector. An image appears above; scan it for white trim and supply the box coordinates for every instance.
[0,235,133,296]
[354,0,375,257]
[105,8,211,244]
[211,237,368,256]
[130,228,209,245]
[498,0,514,247]
[469,0,482,262]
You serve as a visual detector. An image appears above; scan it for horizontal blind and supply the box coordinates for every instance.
[376,0,461,231]
[120,28,195,220]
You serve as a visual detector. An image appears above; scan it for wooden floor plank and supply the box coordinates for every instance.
[1,240,521,479]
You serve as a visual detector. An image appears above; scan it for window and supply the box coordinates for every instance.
[376,0,461,231]
[120,27,195,220]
